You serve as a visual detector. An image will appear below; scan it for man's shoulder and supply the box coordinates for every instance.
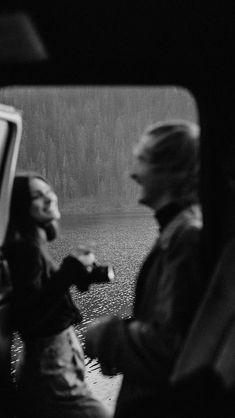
[172,221,201,249]
[159,204,202,250]
[160,221,201,265]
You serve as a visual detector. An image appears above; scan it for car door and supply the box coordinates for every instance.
[0,103,22,417]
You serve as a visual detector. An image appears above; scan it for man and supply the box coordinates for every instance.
[85,120,204,417]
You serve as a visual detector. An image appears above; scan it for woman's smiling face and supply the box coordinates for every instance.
[29,177,61,227]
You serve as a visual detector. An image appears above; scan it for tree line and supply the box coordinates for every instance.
[0,87,197,213]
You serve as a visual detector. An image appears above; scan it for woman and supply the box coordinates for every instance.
[3,172,110,418]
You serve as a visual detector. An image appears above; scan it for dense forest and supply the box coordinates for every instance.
[0,87,197,213]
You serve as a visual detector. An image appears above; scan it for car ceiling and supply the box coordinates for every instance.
[0,2,234,86]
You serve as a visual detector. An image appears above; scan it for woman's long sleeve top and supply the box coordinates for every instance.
[3,239,89,338]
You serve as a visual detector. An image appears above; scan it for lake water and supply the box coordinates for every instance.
[12,213,158,413]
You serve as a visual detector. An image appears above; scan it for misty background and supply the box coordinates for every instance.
[0,87,197,214]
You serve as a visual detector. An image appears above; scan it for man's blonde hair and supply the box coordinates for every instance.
[135,119,200,204]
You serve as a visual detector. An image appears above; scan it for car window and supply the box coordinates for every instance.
[0,86,198,410]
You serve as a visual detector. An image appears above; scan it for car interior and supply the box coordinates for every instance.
[1,2,235,416]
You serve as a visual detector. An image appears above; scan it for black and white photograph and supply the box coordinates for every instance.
[0,3,235,418]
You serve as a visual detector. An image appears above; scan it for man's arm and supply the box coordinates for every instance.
[85,226,203,383]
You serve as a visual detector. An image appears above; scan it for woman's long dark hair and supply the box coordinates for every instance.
[4,171,49,244]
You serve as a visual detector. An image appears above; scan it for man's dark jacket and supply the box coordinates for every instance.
[86,205,204,417]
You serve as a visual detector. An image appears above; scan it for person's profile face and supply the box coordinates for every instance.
[130,134,171,210]
[29,178,61,227]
